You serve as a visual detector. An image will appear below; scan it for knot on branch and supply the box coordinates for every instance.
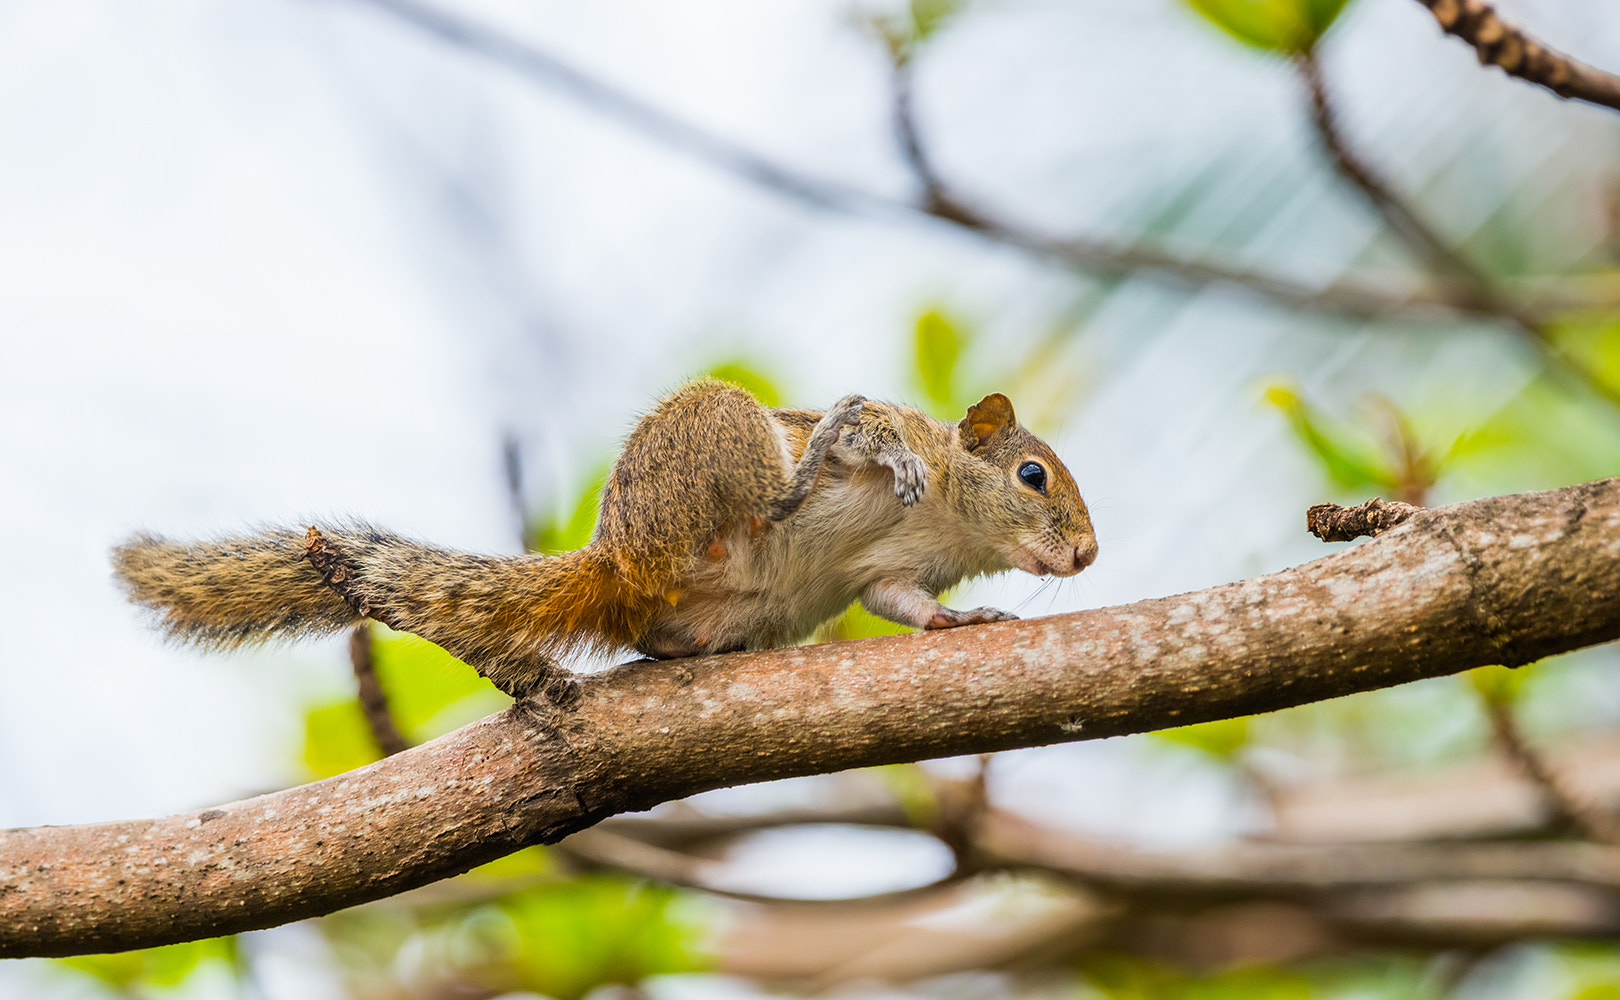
[305,526,375,618]
[1423,0,1574,94]
[1307,498,1424,542]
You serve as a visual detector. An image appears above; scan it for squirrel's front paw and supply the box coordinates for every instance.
[924,606,1020,629]
[884,451,928,506]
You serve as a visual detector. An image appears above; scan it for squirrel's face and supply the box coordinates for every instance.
[956,394,1098,578]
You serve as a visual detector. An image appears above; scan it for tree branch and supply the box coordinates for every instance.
[4,478,1619,957]
[1414,0,1620,115]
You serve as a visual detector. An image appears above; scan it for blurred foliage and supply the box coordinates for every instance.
[1080,954,1312,1000]
[1262,383,1464,504]
[59,937,241,995]
[1264,384,1393,493]
[1451,374,1620,489]
[914,308,970,419]
[1182,0,1353,54]
[323,876,709,1000]
[1549,313,1620,398]
[1079,952,1448,1000]
[532,461,607,554]
[708,360,783,408]
[1155,716,1250,760]
[1469,662,1535,707]
[868,0,964,62]
[872,762,943,827]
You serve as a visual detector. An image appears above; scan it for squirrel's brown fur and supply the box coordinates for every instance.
[114,379,1097,700]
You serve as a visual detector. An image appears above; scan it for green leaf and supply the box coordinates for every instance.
[532,466,606,555]
[869,0,965,60]
[1447,374,1620,489]
[909,0,962,42]
[59,938,234,990]
[370,629,502,734]
[459,845,557,885]
[1545,311,1620,402]
[706,361,783,408]
[303,699,381,778]
[1263,384,1393,492]
[1469,663,1533,707]
[872,763,941,827]
[1182,0,1352,54]
[303,629,506,778]
[1155,716,1250,759]
[817,602,914,642]
[914,309,968,419]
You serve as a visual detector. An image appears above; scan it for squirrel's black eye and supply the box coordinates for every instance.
[1017,461,1047,493]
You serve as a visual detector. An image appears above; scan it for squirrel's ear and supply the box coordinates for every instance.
[958,393,1018,451]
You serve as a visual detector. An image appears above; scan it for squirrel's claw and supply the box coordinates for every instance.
[885,451,928,506]
[924,606,1020,629]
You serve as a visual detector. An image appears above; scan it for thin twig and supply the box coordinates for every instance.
[1414,0,1620,115]
[338,0,1475,323]
[929,756,992,876]
[349,623,410,757]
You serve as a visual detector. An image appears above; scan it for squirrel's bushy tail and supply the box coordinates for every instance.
[113,526,357,649]
[112,524,657,687]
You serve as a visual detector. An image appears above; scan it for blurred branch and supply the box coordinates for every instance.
[1480,693,1620,843]
[349,623,410,757]
[576,805,1620,982]
[6,477,1620,956]
[1415,0,1620,114]
[981,810,1620,897]
[343,0,871,212]
[500,431,532,552]
[340,0,1485,323]
[1297,50,1494,307]
[1298,50,1620,409]
[557,827,968,906]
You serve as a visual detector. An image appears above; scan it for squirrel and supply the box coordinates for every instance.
[112,378,1098,703]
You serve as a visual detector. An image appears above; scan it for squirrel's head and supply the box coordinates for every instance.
[954,393,1097,578]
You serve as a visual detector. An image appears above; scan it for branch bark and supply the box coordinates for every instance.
[4,478,1619,957]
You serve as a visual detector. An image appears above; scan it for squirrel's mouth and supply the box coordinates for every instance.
[1012,544,1088,578]
[1012,546,1059,578]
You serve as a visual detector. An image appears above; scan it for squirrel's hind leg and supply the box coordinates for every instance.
[595,381,861,594]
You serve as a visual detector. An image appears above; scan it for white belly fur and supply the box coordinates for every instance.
[638,464,1006,655]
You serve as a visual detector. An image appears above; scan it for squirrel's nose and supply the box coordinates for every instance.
[1072,539,1098,572]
